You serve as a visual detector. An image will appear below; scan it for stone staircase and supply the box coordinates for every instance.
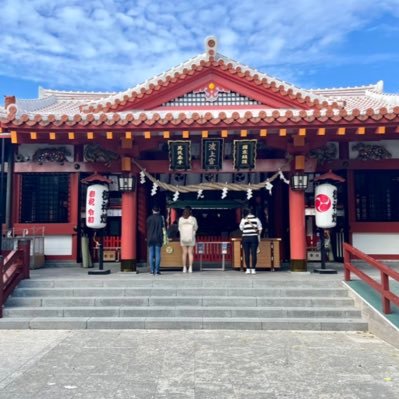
[0,273,368,330]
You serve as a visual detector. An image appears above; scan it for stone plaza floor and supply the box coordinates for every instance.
[0,329,398,399]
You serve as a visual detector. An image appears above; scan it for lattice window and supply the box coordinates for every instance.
[354,170,399,222]
[161,91,261,107]
[20,173,70,223]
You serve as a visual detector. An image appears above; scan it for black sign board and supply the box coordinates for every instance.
[202,138,223,170]
[168,140,191,170]
[233,139,257,170]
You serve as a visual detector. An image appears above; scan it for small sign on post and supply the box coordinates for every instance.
[197,242,205,254]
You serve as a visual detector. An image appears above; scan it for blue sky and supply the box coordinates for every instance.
[1,0,399,99]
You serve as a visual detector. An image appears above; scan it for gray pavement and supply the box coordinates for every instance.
[0,329,398,399]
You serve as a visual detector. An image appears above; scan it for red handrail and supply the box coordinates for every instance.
[1,240,30,318]
[343,242,399,314]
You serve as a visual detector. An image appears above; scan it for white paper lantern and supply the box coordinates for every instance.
[315,183,337,229]
[86,184,109,229]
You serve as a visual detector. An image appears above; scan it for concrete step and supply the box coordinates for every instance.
[3,306,362,319]
[0,317,368,331]
[18,278,344,289]
[6,296,355,308]
[2,274,367,332]
[11,287,350,298]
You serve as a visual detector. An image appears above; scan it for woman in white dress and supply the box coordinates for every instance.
[178,206,198,273]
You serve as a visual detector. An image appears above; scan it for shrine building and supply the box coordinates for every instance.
[1,36,399,271]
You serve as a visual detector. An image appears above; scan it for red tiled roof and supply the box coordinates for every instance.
[2,37,399,129]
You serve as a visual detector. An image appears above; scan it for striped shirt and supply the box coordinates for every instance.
[239,214,262,237]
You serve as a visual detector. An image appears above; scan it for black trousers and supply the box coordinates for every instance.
[242,236,259,269]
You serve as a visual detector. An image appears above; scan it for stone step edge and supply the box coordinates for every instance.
[7,295,353,301]
[0,317,368,331]
[3,306,361,311]
[11,291,350,298]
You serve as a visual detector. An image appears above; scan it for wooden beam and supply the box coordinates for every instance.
[163,131,170,139]
[87,131,94,140]
[356,127,366,135]
[49,132,56,140]
[279,128,287,137]
[121,138,132,149]
[376,126,385,135]
[240,129,248,137]
[337,127,346,135]
[293,136,305,147]
[10,130,17,144]
[144,131,151,139]
[298,128,306,136]
[125,131,132,140]
[295,155,305,170]
[182,130,190,139]
[121,157,131,172]
[201,130,208,138]
[221,130,228,138]
[30,131,37,140]
[106,131,113,140]
[260,129,267,137]
[317,128,326,136]
[68,131,75,140]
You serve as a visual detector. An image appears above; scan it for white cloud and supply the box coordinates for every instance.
[1,0,399,95]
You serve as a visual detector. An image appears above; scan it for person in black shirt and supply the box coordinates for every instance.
[239,207,262,274]
[146,205,165,275]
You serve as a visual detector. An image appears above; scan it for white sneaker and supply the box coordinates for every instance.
[183,266,187,273]
[188,266,192,273]
[251,269,256,275]
[245,269,251,274]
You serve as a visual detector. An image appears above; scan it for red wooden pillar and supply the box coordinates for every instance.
[170,208,177,224]
[17,238,31,279]
[121,190,137,271]
[289,188,307,271]
[235,208,241,224]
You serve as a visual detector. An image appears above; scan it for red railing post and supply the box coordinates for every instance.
[0,255,3,317]
[343,243,351,281]
[381,271,391,314]
[17,239,31,280]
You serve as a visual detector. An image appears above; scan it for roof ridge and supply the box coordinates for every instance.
[309,80,384,96]
[39,87,116,97]
[80,37,333,112]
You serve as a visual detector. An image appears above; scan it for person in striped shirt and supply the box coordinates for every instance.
[239,207,263,274]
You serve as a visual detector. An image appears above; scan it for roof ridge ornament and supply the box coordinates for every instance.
[205,36,217,58]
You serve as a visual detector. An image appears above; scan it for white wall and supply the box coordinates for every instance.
[352,233,399,255]
[44,236,72,256]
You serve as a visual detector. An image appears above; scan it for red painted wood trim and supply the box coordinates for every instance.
[116,69,310,111]
[350,222,399,233]
[12,223,76,235]
[13,158,317,174]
